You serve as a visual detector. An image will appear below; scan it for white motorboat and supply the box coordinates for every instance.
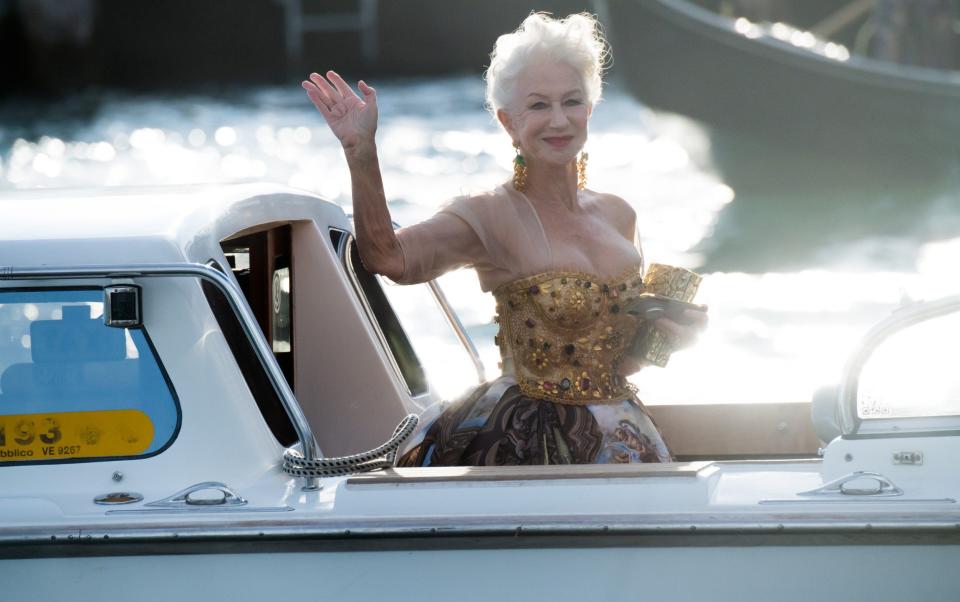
[1,184,959,600]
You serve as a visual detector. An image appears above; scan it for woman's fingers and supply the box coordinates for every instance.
[358,80,376,100]
[654,318,684,341]
[326,70,358,100]
[653,313,706,350]
[303,74,333,108]
[682,308,709,329]
[618,354,647,376]
[308,72,340,103]
[302,81,333,117]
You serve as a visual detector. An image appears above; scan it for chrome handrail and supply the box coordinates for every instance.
[838,294,960,436]
[335,231,420,396]
[0,263,322,491]
[387,220,486,384]
[343,219,486,385]
[426,280,486,384]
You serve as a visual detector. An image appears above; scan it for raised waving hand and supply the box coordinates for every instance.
[301,70,402,279]
[302,70,378,151]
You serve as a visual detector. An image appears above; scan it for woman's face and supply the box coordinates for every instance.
[498,58,592,168]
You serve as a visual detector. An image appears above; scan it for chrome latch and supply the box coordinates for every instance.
[799,471,903,498]
[93,491,144,505]
[145,482,247,508]
[893,451,923,465]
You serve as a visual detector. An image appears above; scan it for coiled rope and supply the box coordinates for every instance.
[282,414,419,478]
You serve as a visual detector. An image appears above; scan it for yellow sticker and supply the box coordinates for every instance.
[0,410,154,462]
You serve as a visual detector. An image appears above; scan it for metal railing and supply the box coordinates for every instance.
[425,279,486,384]
[337,229,486,387]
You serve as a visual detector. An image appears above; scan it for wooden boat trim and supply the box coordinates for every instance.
[649,402,822,459]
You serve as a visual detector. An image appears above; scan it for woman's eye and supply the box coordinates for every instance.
[565,99,583,106]
[530,102,547,110]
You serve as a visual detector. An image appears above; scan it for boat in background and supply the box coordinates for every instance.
[606,0,960,164]
[603,0,960,271]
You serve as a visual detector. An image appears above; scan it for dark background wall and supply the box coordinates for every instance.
[374,0,596,75]
[1,0,601,96]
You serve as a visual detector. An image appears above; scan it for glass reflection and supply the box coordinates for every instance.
[859,312,960,419]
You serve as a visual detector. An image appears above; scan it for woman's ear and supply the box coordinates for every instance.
[496,108,514,138]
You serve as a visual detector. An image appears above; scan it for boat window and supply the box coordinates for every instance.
[858,311,960,420]
[222,226,295,387]
[201,279,298,447]
[0,289,180,465]
[330,229,430,396]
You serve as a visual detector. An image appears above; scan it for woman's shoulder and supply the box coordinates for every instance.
[583,190,636,239]
[439,183,515,218]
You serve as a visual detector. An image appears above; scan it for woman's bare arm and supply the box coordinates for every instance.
[342,143,404,279]
[303,71,403,279]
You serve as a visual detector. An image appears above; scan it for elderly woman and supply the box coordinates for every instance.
[303,13,706,466]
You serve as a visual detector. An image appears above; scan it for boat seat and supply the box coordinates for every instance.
[0,308,140,407]
[0,361,142,404]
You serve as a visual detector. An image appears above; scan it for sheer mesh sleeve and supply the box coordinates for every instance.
[393,189,533,291]
[394,185,640,291]
[394,206,487,285]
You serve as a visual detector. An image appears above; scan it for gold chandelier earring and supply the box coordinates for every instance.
[512,144,527,192]
[577,152,588,190]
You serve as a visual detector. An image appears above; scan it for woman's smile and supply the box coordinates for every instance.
[496,58,593,167]
[543,135,574,148]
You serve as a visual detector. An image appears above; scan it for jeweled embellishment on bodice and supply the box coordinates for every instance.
[493,269,645,405]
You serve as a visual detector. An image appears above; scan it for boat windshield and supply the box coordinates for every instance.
[858,310,960,420]
[0,288,180,465]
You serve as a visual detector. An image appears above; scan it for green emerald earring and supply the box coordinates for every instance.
[512,145,527,192]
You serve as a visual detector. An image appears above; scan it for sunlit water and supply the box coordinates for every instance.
[2,76,960,407]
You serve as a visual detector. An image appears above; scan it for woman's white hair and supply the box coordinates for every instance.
[484,12,609,115]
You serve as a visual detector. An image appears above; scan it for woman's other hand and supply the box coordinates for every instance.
[618,354,647,376]
[302,70,378,153]
[619,309,708,376]
[652,309,708,351]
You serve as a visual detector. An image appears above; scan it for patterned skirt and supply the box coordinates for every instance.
[397,376,672,467]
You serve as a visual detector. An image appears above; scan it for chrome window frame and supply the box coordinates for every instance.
[332,229,429,398]
[332,229,485,400]
[425,278,486,384]
[0,285,182,466]
[384,221,485,383]
[839,294,960,438]
[0,263,321,490]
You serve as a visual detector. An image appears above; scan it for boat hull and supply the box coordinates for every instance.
[5,531,960,600]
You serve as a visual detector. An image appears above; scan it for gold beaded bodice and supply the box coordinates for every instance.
[493,269,645,405]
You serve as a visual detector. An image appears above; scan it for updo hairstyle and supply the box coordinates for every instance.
[484,12,609,115]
